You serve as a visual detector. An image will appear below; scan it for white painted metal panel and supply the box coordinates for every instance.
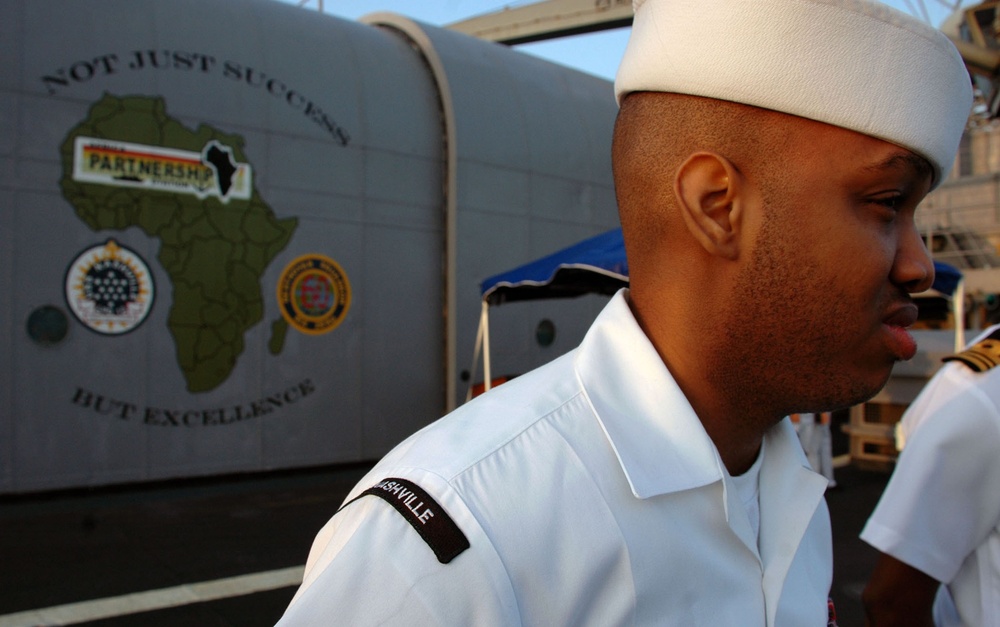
[1,0,620,492]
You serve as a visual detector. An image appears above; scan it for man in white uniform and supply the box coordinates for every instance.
[862,325,1000,626]
[277,1,972,624]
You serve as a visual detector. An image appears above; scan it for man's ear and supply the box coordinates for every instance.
[673,152,743,260]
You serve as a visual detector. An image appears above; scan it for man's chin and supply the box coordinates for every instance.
[844,368,895,408]
[811,365,895,412]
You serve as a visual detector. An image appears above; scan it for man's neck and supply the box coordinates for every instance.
[699,413,765,476]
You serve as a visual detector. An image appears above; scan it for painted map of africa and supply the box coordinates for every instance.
[60,94,298,392]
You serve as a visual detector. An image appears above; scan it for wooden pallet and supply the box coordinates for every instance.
[842,403,905,471]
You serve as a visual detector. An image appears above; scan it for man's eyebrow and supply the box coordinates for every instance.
[864,152,934,184]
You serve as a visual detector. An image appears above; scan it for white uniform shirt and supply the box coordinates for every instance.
[278,291,833,626]
[862,324,1000,626]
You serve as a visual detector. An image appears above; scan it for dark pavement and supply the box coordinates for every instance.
[0,457,889,626]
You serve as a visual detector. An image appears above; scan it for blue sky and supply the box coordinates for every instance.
[282,1,967,80]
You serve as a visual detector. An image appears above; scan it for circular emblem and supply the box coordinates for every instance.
[65,239,155,335]
[277,254,351,335]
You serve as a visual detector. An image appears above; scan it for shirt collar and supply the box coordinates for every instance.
[574,290,725,499]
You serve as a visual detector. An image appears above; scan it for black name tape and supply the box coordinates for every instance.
[341,477,470,564]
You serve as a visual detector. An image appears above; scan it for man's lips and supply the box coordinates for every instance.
[882,304,919,361]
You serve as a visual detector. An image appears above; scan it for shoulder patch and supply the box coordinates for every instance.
[943,328,1000,373]
[341,477,470,564]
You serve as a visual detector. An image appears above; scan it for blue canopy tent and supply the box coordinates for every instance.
[469,227,965,396]
[469,227,627,398]
[929,259,966,351]
[480,227,629,306]
[931,260,963,296]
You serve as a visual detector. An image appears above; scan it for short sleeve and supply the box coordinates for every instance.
[276,472,519,626]
[861,378,1000,583]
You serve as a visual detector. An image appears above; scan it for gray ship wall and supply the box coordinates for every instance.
[0,0,619,493]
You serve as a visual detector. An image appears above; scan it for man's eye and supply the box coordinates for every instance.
[871,195,903,211]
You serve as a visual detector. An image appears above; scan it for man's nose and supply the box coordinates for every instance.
[892,226,934,294]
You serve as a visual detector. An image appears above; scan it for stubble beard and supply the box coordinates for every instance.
[707,212,887,425]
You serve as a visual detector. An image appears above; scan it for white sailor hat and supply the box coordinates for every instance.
[615,0,973,186]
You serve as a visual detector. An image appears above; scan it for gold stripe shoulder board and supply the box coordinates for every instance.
[943,328,1000,373]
